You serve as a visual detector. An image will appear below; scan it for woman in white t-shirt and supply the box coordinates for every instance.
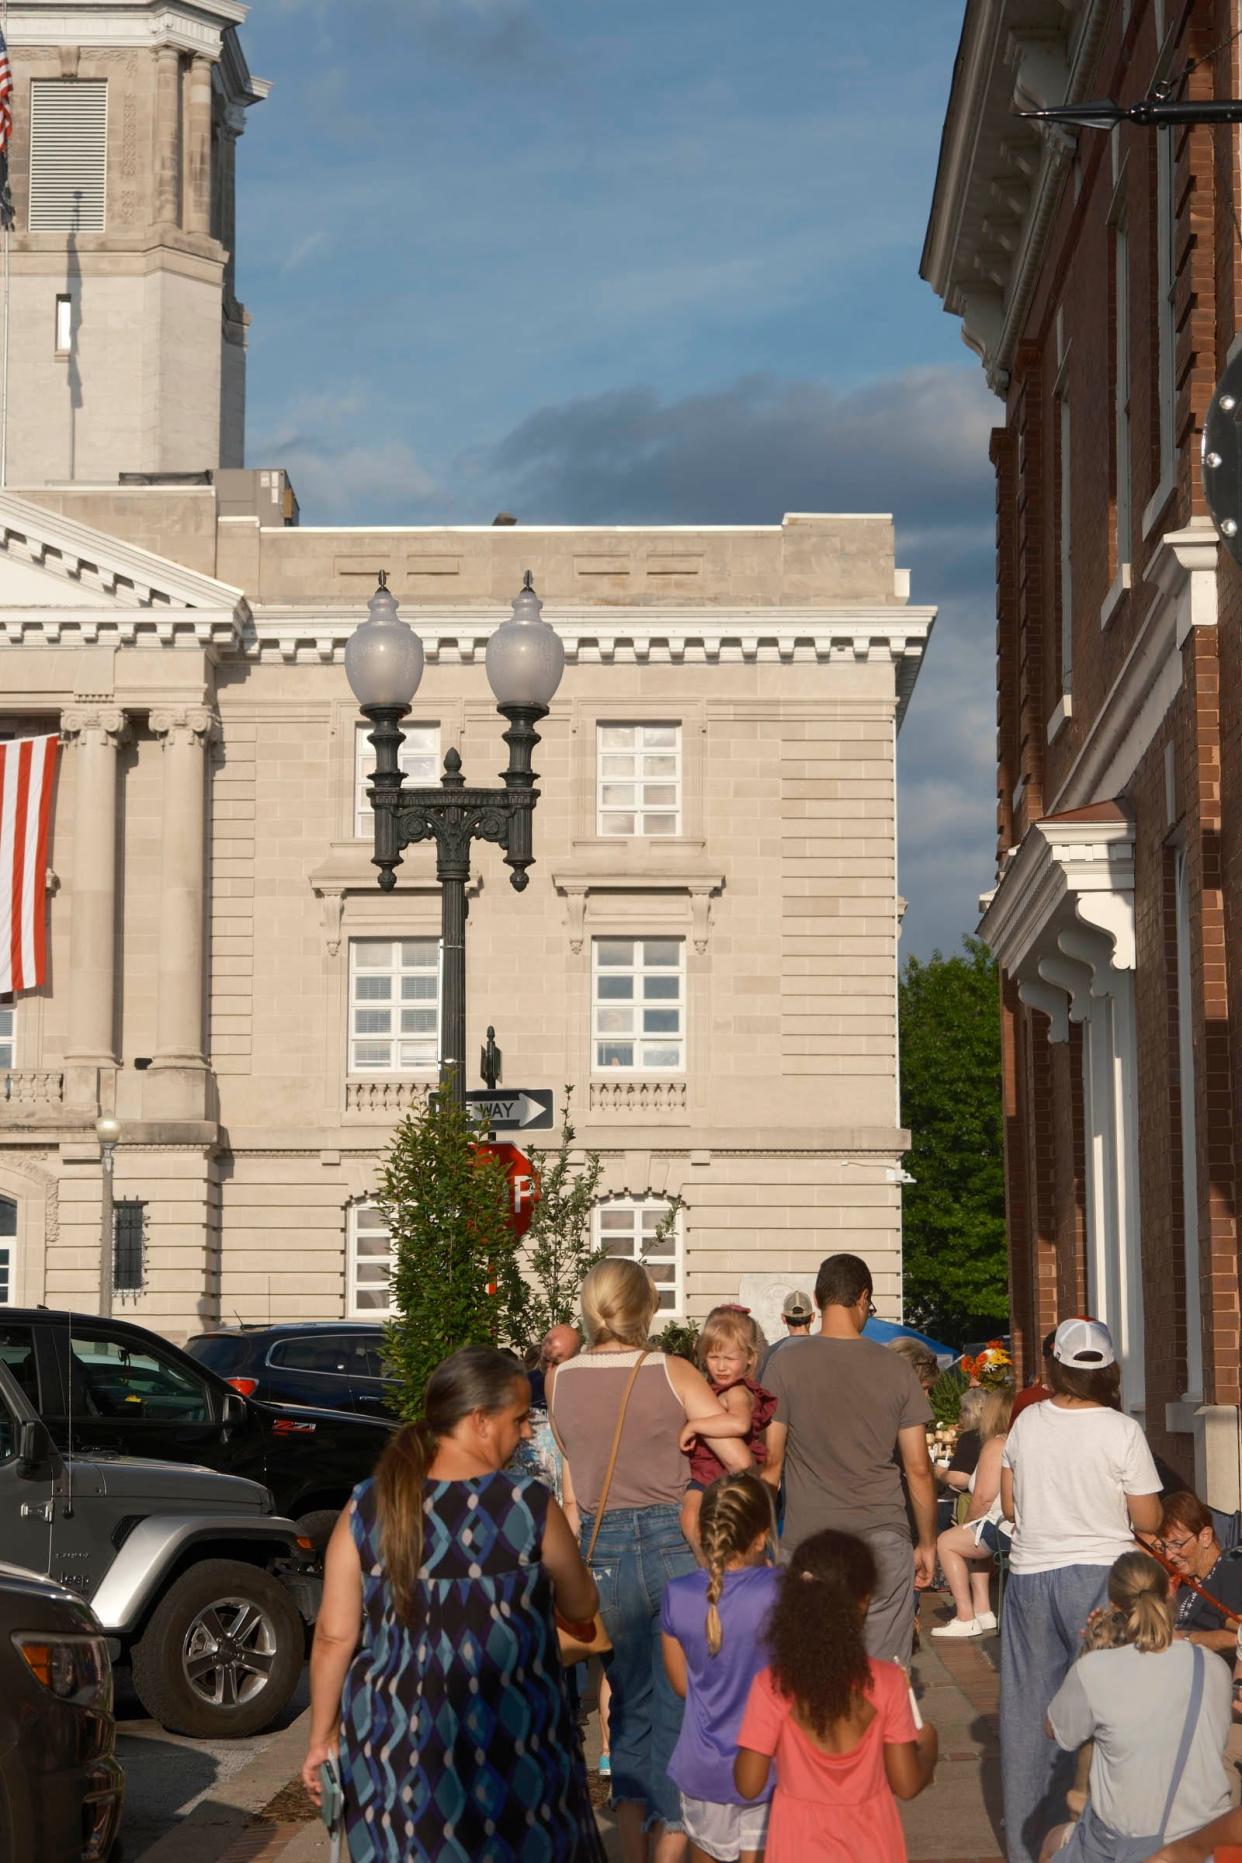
[997,1318,1163,1863]
[1039,1551,1230,1861]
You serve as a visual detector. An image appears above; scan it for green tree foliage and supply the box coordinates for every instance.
[899,937,1008,1344]
[380,1086,523,1421]
[515,1088,607,1345]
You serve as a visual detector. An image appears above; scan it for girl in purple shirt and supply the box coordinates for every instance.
[661,1473,778,1863]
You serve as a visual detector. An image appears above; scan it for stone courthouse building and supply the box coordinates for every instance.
[925,0,1242,1504]
[0,0,933,1340]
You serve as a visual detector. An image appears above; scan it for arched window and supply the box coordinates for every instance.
[0,1198,17,1304]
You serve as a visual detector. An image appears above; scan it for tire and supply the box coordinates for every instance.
[130,1558,303,1738]
[294,1507,340,1552]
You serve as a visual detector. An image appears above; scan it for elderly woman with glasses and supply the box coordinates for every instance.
[1158,1490,1242,1662]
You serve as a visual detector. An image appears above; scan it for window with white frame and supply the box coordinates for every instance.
[594,1198,683,1315]
[597,724,681,836]
[0,997,15,1071]
[1113,219,1132,571]
[355,723,440,839]
[348,939,439,1072]
[348,1202,395,1316]
[0,1199,15,1304]
[593,938,684,1072]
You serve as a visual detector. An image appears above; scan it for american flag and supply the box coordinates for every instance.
[0,30,13,231]
[0,737,59,994]
[0,30,11,154]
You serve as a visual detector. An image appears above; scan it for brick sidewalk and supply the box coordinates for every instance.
[902,1592,1004,1862]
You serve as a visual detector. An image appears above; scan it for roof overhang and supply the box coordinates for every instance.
[920,0,1109,394]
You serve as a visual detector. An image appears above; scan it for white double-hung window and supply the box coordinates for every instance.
[348,1202,396,1316]
[597,724,681,836]
[593,938,684,1072]
[348,939,439,1072]
[0,999,14,1071]
[354,724,440,839]
[594,1199,684,1315]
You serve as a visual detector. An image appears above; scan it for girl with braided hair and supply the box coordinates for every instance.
[733,1529,938,1860]
[660,1473,778,1862]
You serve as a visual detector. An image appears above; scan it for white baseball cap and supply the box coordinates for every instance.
[1052,1316,1115,1369]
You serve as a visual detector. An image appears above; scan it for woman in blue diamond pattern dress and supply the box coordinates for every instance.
[302,1345,606,1862]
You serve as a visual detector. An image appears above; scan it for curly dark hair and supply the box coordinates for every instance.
[768,1530,875,1737]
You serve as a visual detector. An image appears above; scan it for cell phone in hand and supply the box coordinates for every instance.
[318,1755,344,1832]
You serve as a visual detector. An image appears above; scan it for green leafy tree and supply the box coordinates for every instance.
[899,937,1008,1344]
[516,1088,607,1344]
[380,1086,523,1420]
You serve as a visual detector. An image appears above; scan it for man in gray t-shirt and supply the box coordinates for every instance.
[763,1252,936,1664]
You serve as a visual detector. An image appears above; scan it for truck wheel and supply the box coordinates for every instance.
[130,1559,303,1738]
[294,1508,340,1552]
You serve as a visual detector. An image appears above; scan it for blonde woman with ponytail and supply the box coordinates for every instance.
[659,1474,778,1863]
[301,1345,605,1861]
[1038,1552,1232,1863]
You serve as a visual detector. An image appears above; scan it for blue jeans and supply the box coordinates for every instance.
[1000,1564,1110,1863]
[580,1504,695,1832]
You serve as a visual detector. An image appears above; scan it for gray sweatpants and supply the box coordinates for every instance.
[999,1564,1111,1863]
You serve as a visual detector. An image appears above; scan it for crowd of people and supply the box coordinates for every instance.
[295,1250,1242,1863]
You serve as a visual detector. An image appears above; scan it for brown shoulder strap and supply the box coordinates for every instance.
[585,1350,650,1565]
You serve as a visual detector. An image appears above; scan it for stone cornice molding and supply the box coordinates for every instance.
[980,812,1135,1042]
[60,705,128,748]
[149,707,220,747]
[921,0,1108,393]
[1048,522,1218,814]
[245,604,935,722]
[7,3,251,61]
[0,491,248,636]
[551,862,726,954]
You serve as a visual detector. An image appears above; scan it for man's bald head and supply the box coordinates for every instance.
[542,1324,581,1368]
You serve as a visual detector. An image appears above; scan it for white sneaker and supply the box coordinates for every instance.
[931,1617,983,1639]
[975,1611,997,1632]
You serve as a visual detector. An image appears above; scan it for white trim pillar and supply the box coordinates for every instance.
[61,707,128,1114]
[147,708,218,1120]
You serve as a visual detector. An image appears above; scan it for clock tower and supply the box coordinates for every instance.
[2,0,267,485]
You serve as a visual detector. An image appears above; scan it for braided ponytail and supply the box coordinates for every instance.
[697,1473,774,1657]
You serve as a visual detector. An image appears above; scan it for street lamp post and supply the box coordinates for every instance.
[96,1114,120,1317]
[346,572,565,1109]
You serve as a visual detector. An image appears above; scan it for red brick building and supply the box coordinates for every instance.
[923,0,1242,1503]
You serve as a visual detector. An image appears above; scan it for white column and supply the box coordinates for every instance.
[184,54,214,238]
[148,709,217,1117]
[61,709,128,1106]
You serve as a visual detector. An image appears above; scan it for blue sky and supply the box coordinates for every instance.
[237,0,997,960]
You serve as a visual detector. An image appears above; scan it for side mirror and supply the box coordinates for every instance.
[17,1419,51,1474]
[220,1393,247,1431]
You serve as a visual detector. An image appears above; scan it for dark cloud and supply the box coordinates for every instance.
[472,368,996,529]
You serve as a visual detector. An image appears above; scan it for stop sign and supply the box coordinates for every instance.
[475,1141,540,1238]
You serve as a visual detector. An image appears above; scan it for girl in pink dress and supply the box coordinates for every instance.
[734,1530,939,1861]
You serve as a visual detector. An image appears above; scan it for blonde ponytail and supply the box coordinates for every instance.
[1081,1551,1174,1657]
[697,1473,774,1657]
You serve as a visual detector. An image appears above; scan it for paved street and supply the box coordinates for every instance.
[116,1670,309,1861]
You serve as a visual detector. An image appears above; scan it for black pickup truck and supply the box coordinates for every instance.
[0,1308,395,1545]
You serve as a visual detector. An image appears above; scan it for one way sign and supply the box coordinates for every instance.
[466,1089,555,1132]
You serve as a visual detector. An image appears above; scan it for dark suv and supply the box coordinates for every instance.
[0,1562,123,1861]
[0,1309,394,1547]
[186,1324,399,1421]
